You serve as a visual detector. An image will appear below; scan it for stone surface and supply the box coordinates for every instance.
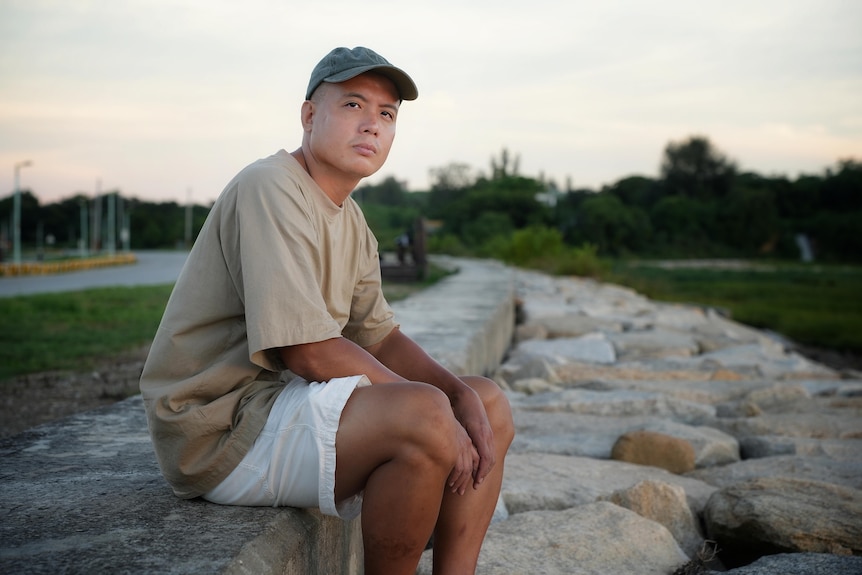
[418,502,689,575]
[513,332,617,365]
[0,256,515,575]
[610,430,697,474]
[502,452,718,515]
[602,480,704,558]
[5,260,860,574]
[0,396,363,575]
[686,454,862,491]
[703,477,862,559]
[708,552,862,575]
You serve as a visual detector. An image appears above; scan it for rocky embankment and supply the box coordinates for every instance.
[419,269,862,575]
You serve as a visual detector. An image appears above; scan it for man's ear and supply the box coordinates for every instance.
[300,100,314,132]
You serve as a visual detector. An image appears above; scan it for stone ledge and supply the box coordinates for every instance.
[0,257,515,574]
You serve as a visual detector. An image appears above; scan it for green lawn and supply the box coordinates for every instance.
[3,260,858,381]
[604,262,862,354]
[0,285,174,380]
[0,265,453,381]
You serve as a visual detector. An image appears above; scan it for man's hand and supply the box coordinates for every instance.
[448,386,495,494]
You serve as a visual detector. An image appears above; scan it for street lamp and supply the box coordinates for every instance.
[13,160,33,265]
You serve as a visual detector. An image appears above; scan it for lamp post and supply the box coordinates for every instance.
[13,160,33,265]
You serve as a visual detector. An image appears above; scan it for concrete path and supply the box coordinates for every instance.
[0,256,516,575]
[0,251,188,298]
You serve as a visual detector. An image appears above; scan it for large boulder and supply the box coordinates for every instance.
[687,454,862,491]
[502,452,717,515]
[703,477,862,564]
[602,480,704,558]
[611,430,696,474]
[708,552,862,575]
[418,502,689,575]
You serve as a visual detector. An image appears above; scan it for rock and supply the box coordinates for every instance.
[527,313,623,338]
[611,430,696,474]
[709,409,862,441]
[704,477,862,563]
[739,435,862,461]
[708,552,862,574]
[687,454,862,491]
[494,354,560,386]
[514,388,716,424]
[510,411,668,458]
[602,480,704,558]
[694,343,838,380]
[502,452,717,516]
[484,267,860,571]
[581,377,768,405]
[607,328,701,361]
[514,333,617,365]
[743,383,810,410]
[637,419,740,468]
[417,502,689,575]
[513,321,547,343]
[509,377,561,395]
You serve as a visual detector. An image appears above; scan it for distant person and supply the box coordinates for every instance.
[396,230,411,264]
[140,46,513,575]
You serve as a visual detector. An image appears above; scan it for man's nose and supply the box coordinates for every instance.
[361,112,379,135]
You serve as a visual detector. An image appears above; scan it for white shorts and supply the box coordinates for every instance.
[203,374,370,519]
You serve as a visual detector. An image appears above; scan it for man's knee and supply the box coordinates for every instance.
[397,383,461,466]
[463,376,515,446]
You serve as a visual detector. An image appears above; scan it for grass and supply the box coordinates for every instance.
[0,263,454,381]
[4,259,858,381]
[603,262,862,354]
[0,285,175,381]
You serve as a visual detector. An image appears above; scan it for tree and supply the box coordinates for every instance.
[355,176,408,206]
[575,193,651,255]
[489,148,520,180]
[660,136,737,200]
[604,175,662,210]
[821,159,862,212]
[718,187,780,252]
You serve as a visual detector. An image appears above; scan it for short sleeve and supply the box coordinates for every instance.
[233,164,342,370]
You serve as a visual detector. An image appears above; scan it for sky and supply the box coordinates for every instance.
[1,0,861,205]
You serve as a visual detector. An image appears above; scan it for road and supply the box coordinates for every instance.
[0,251,188,298]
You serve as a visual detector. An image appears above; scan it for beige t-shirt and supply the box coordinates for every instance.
[140,150,396,498]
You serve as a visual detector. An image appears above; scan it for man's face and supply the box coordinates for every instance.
[304,72,400,182]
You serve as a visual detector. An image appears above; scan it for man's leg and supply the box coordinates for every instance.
[431,376,514,574]
[335,382,462,575]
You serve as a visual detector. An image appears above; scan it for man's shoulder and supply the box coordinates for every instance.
[240,150,302,182]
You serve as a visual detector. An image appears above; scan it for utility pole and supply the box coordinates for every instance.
[92,179,101,253]
[185,187,193,250]
[12,160,32,264]
[79,197,89,257]
[107,190,116,256]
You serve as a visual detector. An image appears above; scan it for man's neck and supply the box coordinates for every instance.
[290,148,357,207]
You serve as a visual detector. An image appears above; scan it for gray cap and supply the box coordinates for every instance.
[306,46,418,101]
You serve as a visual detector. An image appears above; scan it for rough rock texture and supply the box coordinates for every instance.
[602,480,705,558]
[611,430,697,474]
[708,552,862,575]
[418,502,689,575]
[477,268,862,572]
[704,477,862,561]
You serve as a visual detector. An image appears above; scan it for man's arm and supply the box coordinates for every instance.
[278,328,496,492]
[366,327,497,490]
[278,337,406,385]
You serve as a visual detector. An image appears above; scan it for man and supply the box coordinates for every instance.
[140,46,513,575]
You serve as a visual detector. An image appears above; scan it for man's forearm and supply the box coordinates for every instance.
[279,337,406,384]
[367,328,469,399]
